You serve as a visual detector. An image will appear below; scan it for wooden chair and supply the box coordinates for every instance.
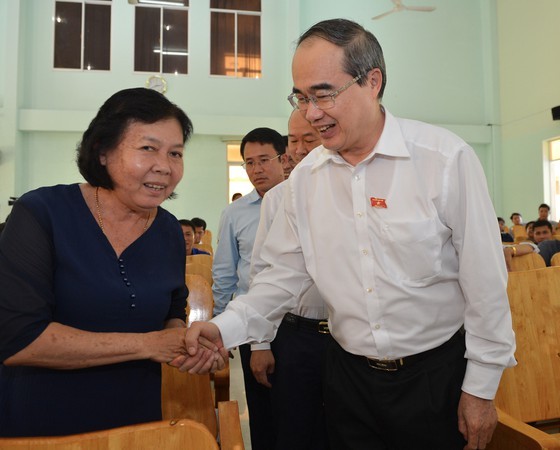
[186,262,213,286]
[0,419,220,450]
[508,252,546,271]
[201,229,213,247]
[161,274,243,449]
[187,253,213,268]
[184,274,230,407]
[185,274,213,324]
[487,267,560,450]
[193,243,214,255]
[551,252,560,267]
[511,224,528,241]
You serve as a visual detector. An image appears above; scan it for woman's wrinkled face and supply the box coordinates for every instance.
[100,118,184,211]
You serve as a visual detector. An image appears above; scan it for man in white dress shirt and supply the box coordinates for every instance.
[211,127,286,450]
[249,111,328,449]
[180,18,516,450]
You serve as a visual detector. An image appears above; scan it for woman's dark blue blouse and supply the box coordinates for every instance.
[0,184,187,437]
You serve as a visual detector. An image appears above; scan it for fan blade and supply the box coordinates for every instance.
[372,8,397,20]
[404,6,436,12]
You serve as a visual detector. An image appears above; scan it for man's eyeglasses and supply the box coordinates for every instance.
[287,75,362,112]
[242,154,282,171]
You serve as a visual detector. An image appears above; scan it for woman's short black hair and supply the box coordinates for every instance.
[77,88,193,189]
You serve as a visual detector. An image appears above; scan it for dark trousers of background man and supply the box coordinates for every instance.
[324,330,468,450]
[238,343,276,450]
[269,318,330,450]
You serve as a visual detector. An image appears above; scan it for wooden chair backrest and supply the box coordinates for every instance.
[186,263,213,286]
[161,366,218,438]
[511,224,528,240]
[495,267,560,423]
[185,274,213,326]
[187,254,213,268]
[0,419,219,450]
[201,229,213,247]
[161,274,217,436]
[551,252,560,267]
[508,252,546,272]
[184,273,229,408]
[193,243,213,255]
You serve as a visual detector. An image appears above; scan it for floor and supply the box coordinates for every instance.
[228,347,252,449]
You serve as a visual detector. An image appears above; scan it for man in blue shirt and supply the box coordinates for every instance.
[211,127,286,450]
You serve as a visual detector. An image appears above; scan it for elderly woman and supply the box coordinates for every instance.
[0,88,203,437]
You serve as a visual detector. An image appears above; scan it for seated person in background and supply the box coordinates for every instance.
[179,219,210,256]
[537,203,558,229]
[503,220,554,270]
[498,217,513,242]
[525,221,536,242]
[510,212,523,228]
[281,135,297,179]
[509,212,527,240]
[191,217,207,244]
[231,192,243,202]
[537,239,560,266]
[0,88,202,437]
[532,219,553,244]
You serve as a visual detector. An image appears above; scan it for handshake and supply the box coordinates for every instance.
[161,322,229,374]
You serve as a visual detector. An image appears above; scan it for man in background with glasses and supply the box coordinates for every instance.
[248,111,327,450]
[211,127,286,450]
[183,18,516,450]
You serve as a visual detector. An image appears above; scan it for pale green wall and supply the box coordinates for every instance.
[497,0,560,223]
[3,0,557,229]
[1,0,294,232]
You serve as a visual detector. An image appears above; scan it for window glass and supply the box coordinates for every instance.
[54,2,82,69]
[210,4,261,78]
[210,0,260,12]
[134,7,160,72]
[162,9,188,74]
[54,1,111,71]
[210,12,234,76]
[134,4,189,74]
[237,14,260,78]
[84,4,111,70]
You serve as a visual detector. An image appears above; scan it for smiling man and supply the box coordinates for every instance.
[211,127,285,450]
[183,19,516,450]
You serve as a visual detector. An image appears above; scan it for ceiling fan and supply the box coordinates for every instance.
[372,0,436,20]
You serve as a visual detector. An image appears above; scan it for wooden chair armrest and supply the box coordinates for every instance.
[217,400,245,450]
[487,408,560,450]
